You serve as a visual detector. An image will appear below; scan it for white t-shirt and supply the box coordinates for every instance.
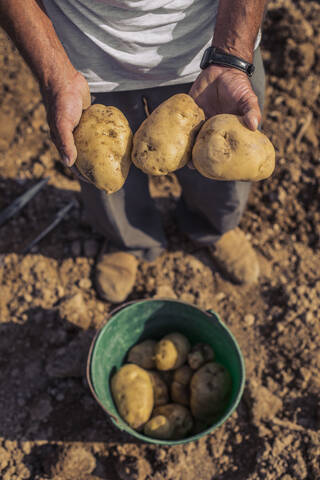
[42,0,259,93]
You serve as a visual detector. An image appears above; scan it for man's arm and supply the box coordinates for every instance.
[190,0,268,130]
[0,0,90,166]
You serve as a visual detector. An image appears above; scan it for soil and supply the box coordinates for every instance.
[0,0,320,479]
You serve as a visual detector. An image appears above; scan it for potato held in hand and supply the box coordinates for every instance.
[192,114,275,181]
[111,364,154,430]
[132,94,205,175]
[74,104,132,193]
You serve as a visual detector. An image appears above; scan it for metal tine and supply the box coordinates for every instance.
[0,177,50,228]
[22,199,76,254]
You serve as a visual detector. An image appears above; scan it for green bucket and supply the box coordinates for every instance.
[87,298,245,445]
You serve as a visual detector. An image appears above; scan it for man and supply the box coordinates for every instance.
[1,0,267,303]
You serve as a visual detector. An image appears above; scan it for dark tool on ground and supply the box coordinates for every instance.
[0,177,49,227]
[0,177,76,264]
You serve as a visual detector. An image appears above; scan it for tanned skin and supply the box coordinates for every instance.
[0,0,90,166]
[190,0,268,129]
[0,0,267,167]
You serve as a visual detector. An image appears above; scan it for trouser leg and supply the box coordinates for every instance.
[79,83,190,261]
[175,48,266,245]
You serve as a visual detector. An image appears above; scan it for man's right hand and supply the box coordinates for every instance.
[42,70,91,167]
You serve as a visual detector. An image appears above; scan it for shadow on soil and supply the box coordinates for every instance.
[0,307,143,445]
[0,177,100,259]
[0,176,198,260]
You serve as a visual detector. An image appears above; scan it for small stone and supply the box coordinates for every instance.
[215,292,226,301]
[56,285,65,297]
[157,449,166,461]
[180,292,194,303]
[153,284,177,299]
[244,314,255,326]
[97,302,105,312]
[21,442,32,455]
[306,312,314,323]
[79,278,92,289]
[55,446,96,477]
[24,294,33,303]
[59,292,90,329]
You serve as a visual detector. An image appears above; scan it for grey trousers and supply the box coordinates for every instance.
[80,49,265,261]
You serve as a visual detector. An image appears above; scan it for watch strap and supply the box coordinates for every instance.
[200,46,255,77]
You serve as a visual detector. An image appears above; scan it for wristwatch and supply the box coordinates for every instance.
[200,46,255,77]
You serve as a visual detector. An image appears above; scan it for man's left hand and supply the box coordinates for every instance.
[189,65,261,131]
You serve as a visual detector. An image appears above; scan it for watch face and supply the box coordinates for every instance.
[247,64,255,76]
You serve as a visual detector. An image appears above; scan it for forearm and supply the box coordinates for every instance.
[213,0,268,62]
[0,0,76,91]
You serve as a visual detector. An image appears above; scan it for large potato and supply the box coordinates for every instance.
[154,404,194,440]
[190,362,232,421]
[192,114,275,181]
[111,364,154,430]
[74,104,132,193]
[132,94,205,175]
[155,332,191,371]
[127,339,157,369]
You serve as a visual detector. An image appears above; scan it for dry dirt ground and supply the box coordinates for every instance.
[0,0,319,479]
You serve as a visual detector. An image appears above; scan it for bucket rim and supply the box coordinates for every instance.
[86,297,246,445]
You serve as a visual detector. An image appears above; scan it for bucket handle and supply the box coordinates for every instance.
[205,308,225,323]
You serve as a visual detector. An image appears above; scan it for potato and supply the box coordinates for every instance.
[192,114,275,181]
[149,371,169,406]
[155,332,191,370]
[188,343,215,370]
[74,104,132,193]
[173,364,193,385]
[143,415,173,440]
[111,364,154,430]
[190,362,232,421]
[127,339,157,369]
[154,404,194,440]
[157,370,174,388]
[171,365,193,407]
[132,94,205,175]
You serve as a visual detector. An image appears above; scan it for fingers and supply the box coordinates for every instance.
[52,116,78,166]
[241,94,261,131]
[83,89,92,110]
[70,165,92,184]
